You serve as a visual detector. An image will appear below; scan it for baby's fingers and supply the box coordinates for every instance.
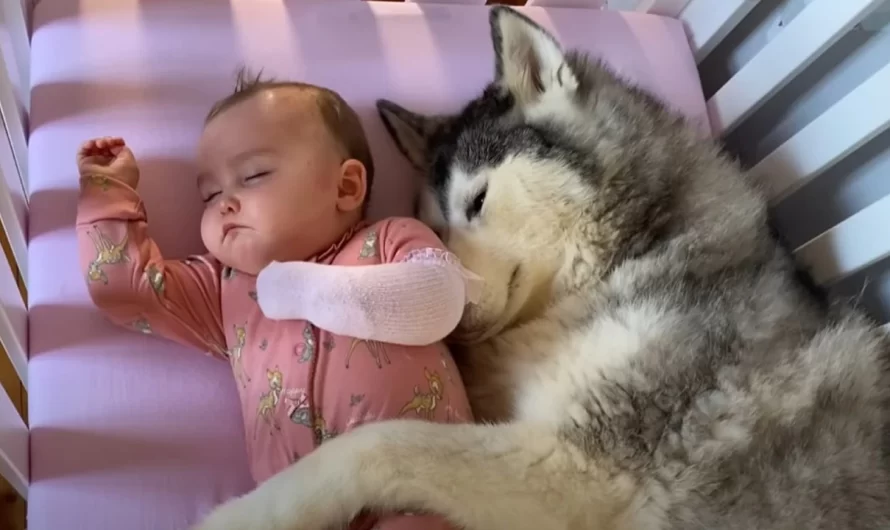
[96,136,124,150]
[78,139,98,156]
[78,137,124,155]
[77,141,99,166]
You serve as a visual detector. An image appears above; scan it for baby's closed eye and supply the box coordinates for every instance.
[244,170,271,183]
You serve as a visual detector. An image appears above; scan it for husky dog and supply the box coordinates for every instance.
[194,6,890,530]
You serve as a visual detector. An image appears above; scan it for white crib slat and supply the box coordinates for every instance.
[0,382,27,499]
[633,0,692,17]
[0,225,26,390]
[794,194,890,286]
[528,0,605,7]
[755,62,890,202]
[0,142,27,284]
[405,0,486,4]
[604,0,649,10]
[707,0,885,136]
[0,49,28,196]
[0,0,30,112]
[680,0,757,64]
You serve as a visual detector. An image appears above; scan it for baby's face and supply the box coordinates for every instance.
[196,89,357,274]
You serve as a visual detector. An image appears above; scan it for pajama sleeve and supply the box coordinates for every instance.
[255,218,482,346]
[77,174,228,358]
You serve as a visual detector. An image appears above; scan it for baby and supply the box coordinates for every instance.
[76,72,475,530]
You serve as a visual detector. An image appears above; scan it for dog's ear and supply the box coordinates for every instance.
[489,6,576,106]
[376,99,448,172]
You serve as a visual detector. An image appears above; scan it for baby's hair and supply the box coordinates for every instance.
[206,67,375,210]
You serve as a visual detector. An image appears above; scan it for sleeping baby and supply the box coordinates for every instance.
[75,71,477,530]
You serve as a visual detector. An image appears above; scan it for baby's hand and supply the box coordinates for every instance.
[77,136,140,189]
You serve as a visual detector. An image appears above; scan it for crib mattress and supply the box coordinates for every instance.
[27,1,708,528]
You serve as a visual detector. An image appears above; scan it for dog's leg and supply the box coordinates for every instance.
[192,420,635,530]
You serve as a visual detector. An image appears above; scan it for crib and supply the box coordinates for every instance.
[0,0,888,528]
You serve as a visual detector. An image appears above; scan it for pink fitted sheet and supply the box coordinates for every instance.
[27,1,708,528]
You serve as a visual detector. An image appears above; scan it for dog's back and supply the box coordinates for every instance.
[381,7,890,528]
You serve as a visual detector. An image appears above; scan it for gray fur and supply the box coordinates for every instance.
[377,6,890,529]
[193,7,890,530]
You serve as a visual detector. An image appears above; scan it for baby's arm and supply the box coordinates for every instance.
[77,137,227,358]
[256,219,481,346]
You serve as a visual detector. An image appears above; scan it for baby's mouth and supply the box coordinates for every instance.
[222,223,246,239]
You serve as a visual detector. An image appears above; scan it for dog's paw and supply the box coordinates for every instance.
[191,427,384,530]
[191,494,285,530]
[189,478,336,530]
[190,501,246,530]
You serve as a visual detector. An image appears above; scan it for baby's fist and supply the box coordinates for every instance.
[256,261,311,321]
[77,136,140,189]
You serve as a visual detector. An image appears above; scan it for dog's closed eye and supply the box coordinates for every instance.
[467,188,487,221]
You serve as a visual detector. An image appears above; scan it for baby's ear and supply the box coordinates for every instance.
[336,159,368,213]
[376,99,449,172]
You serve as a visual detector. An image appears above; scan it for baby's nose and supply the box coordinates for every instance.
[218,194,240,214]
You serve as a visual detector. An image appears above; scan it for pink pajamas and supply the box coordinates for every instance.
[77,176,472,530]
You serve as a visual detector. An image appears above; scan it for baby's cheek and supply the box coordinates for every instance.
[199,215,219,254]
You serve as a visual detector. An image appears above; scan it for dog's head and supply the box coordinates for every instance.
[378,7,678,342]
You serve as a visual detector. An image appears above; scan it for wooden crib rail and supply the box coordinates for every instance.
[0,0,29,201]
[389,0,757,70]
[754,62,890,288]
[0,376,27,499]
[700,0,890,307]
[707,0,886,136]
[0,0,29,508]
[681,0,758,64]
[404,0,691,17]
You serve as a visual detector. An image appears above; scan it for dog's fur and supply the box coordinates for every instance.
[194,7,890,530]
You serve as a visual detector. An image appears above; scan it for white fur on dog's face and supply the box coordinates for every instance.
[435,21,586,340]
[426,155,585,342]
[380,8,593,342]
